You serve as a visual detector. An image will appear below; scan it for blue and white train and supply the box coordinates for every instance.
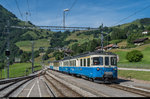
[49,51,118,83]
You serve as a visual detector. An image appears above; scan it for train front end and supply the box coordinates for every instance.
[92,54,118,83]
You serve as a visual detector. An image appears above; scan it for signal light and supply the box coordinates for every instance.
[5,51,10,56]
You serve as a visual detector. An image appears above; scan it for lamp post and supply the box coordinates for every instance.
[63,9,69,28]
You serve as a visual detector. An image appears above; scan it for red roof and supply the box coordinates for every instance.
[104,44,113,49]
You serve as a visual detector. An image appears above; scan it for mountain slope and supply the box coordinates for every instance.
[0,4,53,64]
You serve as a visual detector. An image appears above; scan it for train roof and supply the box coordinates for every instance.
[51,50,116,62]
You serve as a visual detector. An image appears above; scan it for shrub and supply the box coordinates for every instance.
[126,50,143,62]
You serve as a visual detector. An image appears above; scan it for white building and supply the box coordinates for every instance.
[142,31,148,34]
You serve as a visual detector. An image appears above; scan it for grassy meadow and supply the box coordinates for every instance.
[15,39,50,52]
[0,63,42,79]
[110,43,150,69]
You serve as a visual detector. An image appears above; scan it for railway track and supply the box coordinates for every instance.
[0,78,33,97]
[107,84,150,97]
[44,72,83,97]
[0,71,44,97]
[46,70,108,97]
[47,70,150,97]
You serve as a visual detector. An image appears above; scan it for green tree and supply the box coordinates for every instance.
[43,54,49,60]
[53,51,64,60]
[126,50,143,62]
[127,33,142,44]
[21,52,31,62]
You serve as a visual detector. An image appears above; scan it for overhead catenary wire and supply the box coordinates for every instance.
[66,0,77,16]
[14,0,23,20]
[59,0,77,26]
[57,0,66,26]
[113,4,150,26]
[26,0,31,16]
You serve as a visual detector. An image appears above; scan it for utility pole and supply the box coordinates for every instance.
[6,20,10,79]
[101,23,104,51]
[31,41,34,73]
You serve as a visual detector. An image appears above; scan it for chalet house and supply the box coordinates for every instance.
[95,46,101,50]
[103,44,119,50]
[95,44,119,51]
[15,57,21,63]
[142,31,149,35]
[133,38,148,46]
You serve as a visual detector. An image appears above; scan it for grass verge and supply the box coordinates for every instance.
[118,70,150,81]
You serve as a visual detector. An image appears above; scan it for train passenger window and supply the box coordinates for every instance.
[74,60,76,66]
[75,60,76,66]
[80,59,82,66]
[87,58,90,66]
[105,57,109,65]
[99,57,103,65]
[84,59,86,66]
[70,61,73,66]
[111,57,117,66]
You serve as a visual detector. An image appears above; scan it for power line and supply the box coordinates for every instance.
[56,0,66,26]
[66,0,77,16]
[26,0,31,16]
[14,0,23,20]
[113,4,150,26]
[59,0,77,26]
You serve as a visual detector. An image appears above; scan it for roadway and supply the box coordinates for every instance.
[118,68,150,71]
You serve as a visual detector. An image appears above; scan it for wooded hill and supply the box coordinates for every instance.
[0,4,53,67]
[0,4,150,65]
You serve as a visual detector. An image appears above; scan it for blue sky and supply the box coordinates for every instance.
[0,0,150,27]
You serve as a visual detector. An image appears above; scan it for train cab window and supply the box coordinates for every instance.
[87,58,90,66]
[93,57,103,65]
[80,59,82,66]
[93,57,99,65]
[84,59,86,66]
[111,57,117,66]
[105,57,109,65]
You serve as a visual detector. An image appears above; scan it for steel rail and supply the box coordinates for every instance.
[45,73,83,97]
[0,71,44,97]
[47,70,109,97]
[0,71,43,85]
[43,80,56,97]
[44,75,64,97]
[3,78,33,97]
[107,84,150,97]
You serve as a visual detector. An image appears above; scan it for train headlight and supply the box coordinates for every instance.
[97,68,100,71]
